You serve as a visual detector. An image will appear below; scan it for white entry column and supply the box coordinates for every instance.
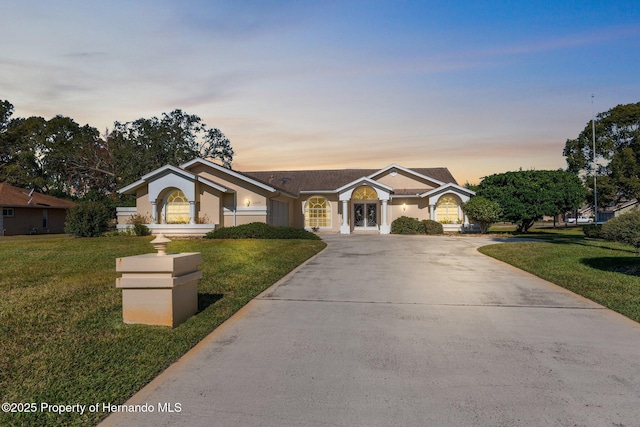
[340,200,350,234]
[379,199,390,234]
[151,201,158,223]
[189,201,196,224]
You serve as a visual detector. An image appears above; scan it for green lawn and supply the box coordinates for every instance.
[0,235,325,427]
[479,229,640,323]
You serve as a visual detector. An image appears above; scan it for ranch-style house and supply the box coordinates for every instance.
[0,183,76,236]
[117,158,475,236]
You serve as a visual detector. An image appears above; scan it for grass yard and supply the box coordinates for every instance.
[479,229,640,323]
[0,235,325,427]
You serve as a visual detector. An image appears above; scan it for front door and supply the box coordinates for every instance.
[354,202,377,230]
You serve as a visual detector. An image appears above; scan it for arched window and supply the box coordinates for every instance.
[305,196,331,228]
[165,190,190,224]
[437,195,459,223]
[352,186,378,200]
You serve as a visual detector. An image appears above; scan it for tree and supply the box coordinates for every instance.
[477,170,586,233]
[0,100,13,132]
[0,101,234,197]
[110,109,234,188]
[0,109,104,195]
[463,181,479,192]
[563,102,640,204]
[40,115,104,195]
[0,114,50,192]
[462,196,502,233]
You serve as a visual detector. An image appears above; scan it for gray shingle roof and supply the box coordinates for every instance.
[244,167,457,196]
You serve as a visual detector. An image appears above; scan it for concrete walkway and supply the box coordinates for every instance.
[101,234,640,427]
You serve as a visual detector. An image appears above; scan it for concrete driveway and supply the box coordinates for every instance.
[101,234,640,427]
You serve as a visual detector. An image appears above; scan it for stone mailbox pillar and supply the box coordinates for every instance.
[116,234,202,327]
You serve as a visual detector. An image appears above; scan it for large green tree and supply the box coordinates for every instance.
[0,105,103,195]
[1,112,50,192]
[109,109,234,187]
[563,102,640,205]
[0,101,234,196]
[477,170,586,232]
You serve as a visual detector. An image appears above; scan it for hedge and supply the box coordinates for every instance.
[391,216,443,235]
[64,201,112,237]
[600,209,640,249]
[205,222,321,240]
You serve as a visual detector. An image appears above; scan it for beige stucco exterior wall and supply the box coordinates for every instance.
[375,170,437,191]
[187,163,297,228]
[389,198,431,224]
[330,195,340,232]
[291,199,304,229]
[135,187,153,221]
[187,163,269,209]
[196,183,220,224]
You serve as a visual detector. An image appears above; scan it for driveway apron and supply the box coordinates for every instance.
[101,234,640,427]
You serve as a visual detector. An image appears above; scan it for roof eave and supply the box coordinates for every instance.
[182,158,278,193]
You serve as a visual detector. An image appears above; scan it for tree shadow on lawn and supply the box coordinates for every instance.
[581,257,640,277]
[198,293,223,313]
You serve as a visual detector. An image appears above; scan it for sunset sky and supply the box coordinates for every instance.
[2,1,639,184]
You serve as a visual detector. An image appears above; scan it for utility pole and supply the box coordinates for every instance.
[592,94,597,223]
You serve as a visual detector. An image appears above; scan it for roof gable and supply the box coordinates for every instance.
[334,176,393,193]
[421,183,476,200]
[368,164,448,187]
[118,164,229,195]
[182,158,281,194]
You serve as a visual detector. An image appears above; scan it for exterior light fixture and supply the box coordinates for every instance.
[245,198,251,207]
[402,203,407,211]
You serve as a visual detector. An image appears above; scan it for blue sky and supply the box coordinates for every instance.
[1,1,639,184]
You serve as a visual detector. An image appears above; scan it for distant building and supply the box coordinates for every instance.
[0,183,76,236]
[598,199,639,222]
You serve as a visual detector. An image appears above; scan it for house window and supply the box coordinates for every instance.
[165,190,190,223]
[42,209,48,228]
[437,195,460,223]
[305,196,331,228]
[352,186,378,200]
[3,208,14,217]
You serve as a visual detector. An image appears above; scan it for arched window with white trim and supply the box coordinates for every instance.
[352,186,378,200]
[305,196,331,228]
[437,195,460,223]
[165,189,190,223]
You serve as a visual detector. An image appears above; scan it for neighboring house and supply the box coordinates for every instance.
[597,199,639,222]
[567,200,639,223]
[117,158,475,236]
[0,183,76,236]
